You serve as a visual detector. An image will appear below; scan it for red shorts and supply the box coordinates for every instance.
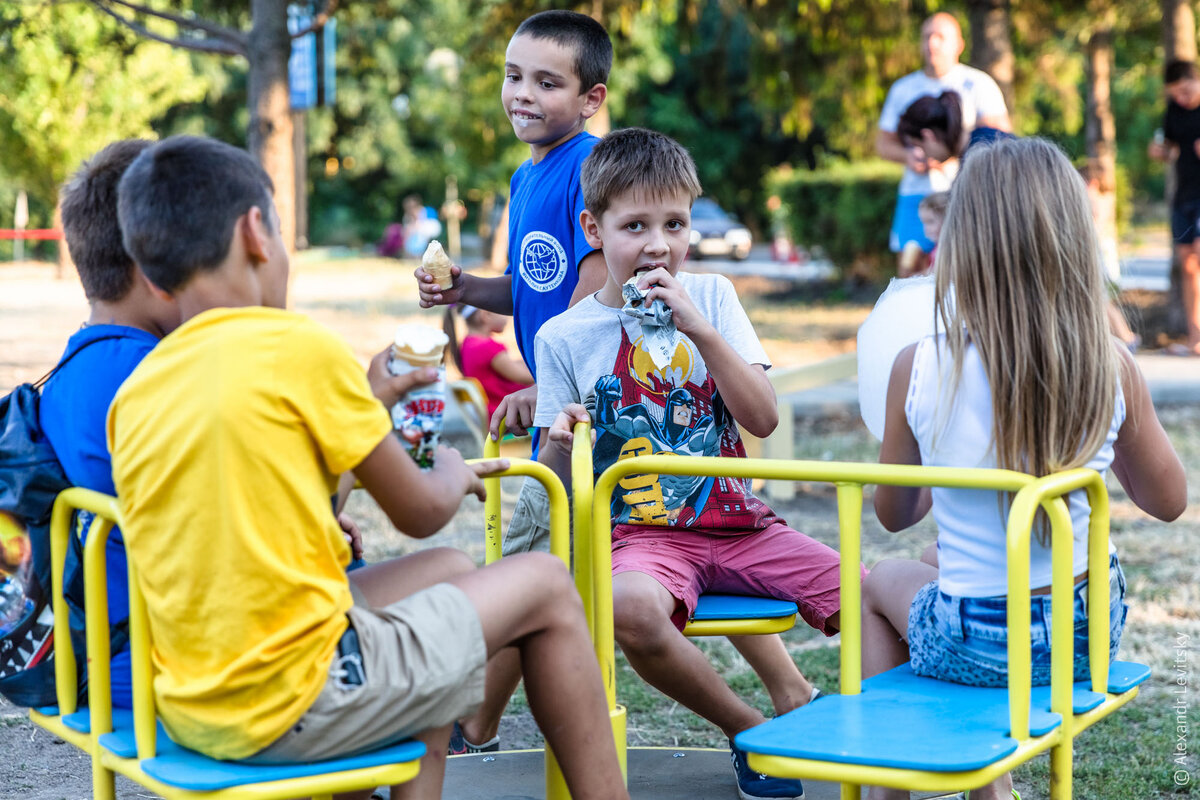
[610,521,860,635]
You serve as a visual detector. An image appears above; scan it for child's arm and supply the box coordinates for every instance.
[416,265,514,314]
[1111,345,1187,521]
[638,269,777,438]
[541,405,593,495]
[490,349,534,385]
[568,251,609,306]
[873,344,933,531]
[354,436,508,539]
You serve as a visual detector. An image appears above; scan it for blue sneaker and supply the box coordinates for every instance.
[729,739,805,800]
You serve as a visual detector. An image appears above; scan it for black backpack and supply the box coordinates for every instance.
[0,336,123,708]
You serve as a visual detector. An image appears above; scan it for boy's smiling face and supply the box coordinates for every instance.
[502,33,605,162]
[581,187,693,306]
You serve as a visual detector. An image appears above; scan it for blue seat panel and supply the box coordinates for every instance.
[97,714,168,759]
[691,594,797,621]
[140,738,426,791]
[735,660,1149,773]
[63,707,137,737]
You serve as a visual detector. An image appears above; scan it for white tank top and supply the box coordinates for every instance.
[905,336,1124,597]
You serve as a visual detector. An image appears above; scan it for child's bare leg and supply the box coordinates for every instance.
[458,648,520,744]
[450,552,628,800]
[613,572,764,738]
[861,558,935,678]
[349,547,475,605]
[384,724,453,800]
[861,559,937,800]
[726,634,813,715]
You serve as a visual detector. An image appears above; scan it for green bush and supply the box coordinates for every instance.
[767,160,902,279]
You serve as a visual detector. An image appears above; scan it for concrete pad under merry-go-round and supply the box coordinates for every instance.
[441,746,848,799]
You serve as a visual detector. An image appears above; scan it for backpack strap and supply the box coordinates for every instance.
[32,333,133,390]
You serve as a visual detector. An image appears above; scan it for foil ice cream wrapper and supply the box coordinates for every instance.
[621,276,679,370]
[388,324,449,469]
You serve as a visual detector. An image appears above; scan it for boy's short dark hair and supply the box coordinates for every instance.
[59,139,154,302]
[514,10,612,91]
[118,136,274,293]
[581,128,702,218]
[1166,60,1199,85]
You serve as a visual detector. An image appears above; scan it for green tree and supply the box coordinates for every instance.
[82,0,338,250]
[0,2,207,228]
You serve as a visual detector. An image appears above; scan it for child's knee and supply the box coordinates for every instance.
[612,580,674,644]
[863,559,905,607]
[511,551,580,607]
[432,546,477,578]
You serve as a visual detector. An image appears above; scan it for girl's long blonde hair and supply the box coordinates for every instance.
[934,137,1118,494]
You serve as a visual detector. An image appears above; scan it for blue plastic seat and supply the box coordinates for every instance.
[55,486,427,800]
[736,660,1149,773]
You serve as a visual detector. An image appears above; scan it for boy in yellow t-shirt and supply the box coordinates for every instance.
[106,135,627,800]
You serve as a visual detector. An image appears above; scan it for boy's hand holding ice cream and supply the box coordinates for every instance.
[415,241,462,307]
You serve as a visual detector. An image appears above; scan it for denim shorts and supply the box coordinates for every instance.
[907,554,1127,688]
[1172,198,1200,244]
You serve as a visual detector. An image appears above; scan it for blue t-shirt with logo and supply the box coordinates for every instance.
[506,131,599,377]
[39,324,158,710]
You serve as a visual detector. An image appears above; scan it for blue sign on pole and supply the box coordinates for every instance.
[322,18,336,107]
[288,6,316,110]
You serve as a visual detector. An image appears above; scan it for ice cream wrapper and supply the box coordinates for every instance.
[621,276,678,370]
[388,324,449,469]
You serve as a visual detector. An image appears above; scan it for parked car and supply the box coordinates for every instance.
[688,198,752,260]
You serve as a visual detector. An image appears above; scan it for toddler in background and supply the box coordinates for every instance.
[444,305,534,420]
[900,191,948,278]
[917,191,948,273]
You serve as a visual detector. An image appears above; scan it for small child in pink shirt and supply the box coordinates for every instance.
[445,305,533,419]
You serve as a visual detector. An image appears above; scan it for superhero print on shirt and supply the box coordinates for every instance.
[585,326,771,530]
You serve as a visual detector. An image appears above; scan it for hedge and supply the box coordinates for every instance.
[767,160,903,278]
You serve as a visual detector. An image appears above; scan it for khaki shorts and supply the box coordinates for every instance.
[245,582,487,764]
[501,477,554,556]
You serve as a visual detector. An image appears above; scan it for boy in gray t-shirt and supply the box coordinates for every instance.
[535,128,855,800]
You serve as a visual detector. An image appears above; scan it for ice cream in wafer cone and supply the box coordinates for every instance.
[422,240,454,290]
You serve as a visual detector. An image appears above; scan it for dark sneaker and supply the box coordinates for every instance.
[448,721,500,755]
[729,739,805,800]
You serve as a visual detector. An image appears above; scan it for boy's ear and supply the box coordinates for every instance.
[136,266,173,302]
[579,83,607,121]
[240,205,273,264]
[579,208,604,250]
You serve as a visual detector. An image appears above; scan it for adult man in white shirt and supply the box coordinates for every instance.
[877,13,1011,262]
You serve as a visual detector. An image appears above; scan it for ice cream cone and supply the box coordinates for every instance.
[422,240,454,290]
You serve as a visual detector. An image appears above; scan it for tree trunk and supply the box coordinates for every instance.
[1086,21,1120,283]
[248,0,297,251]
[1163,0,1198,62]
[966,0,1014,114]
[1162,0,1196,335]
[293,109,308,249]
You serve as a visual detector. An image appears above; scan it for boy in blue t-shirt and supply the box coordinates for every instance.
[416,10,610,438]
[38,139,181,709]
[415,9,612,755]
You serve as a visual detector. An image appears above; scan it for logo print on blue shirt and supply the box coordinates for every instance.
[519,231,568,293]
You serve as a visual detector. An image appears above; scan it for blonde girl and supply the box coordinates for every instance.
[862,137,1186,800]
